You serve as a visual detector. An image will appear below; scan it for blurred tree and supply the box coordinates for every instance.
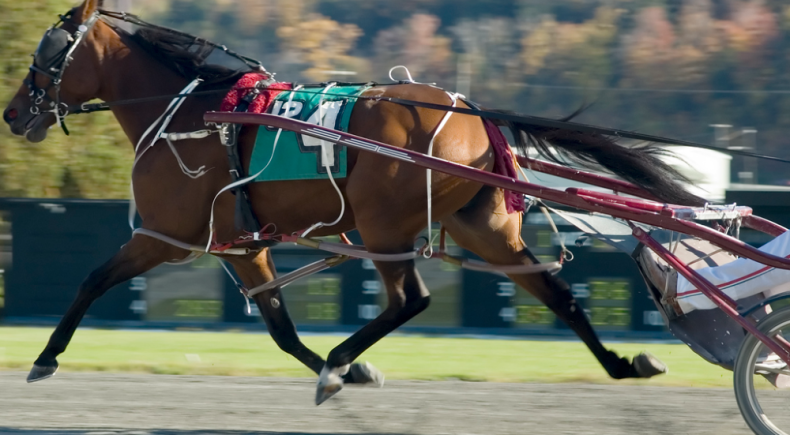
[232,0,272,35]
[450,17,522,105]
[6,0,790,193]
[622,7,679,88]
[277,14,364,81]
[725,1,779,87]
[373,14,452,84]
[0,0,133,198]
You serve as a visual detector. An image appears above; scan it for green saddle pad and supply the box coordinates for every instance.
[249,84,369,182]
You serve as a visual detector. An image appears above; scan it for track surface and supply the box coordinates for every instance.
[0,372,751,435]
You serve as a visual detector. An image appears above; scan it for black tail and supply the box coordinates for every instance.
[491,109,707,206]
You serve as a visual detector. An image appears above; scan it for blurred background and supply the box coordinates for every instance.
[5,3,790,433]
[3,0,790,334]
[4,0,790,199]
[2,0,790,357]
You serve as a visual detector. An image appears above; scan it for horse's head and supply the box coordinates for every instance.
[3,0,107,143]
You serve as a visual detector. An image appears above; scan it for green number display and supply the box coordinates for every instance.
[536,230,552,248]
[589,280,631,301]
[585,279,632,328]
[174,300,222,318]
[515,305,554,325]
[307,277,340,295]
[590,307,631,327]
[609,307,630,326]
[307,302,340,320]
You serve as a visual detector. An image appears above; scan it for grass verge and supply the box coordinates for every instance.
[0,327,732,387]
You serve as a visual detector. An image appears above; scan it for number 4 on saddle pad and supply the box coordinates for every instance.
[250,84,370,181]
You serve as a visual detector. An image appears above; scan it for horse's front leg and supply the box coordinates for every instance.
[28,234,183,382]
[228,250,383,384]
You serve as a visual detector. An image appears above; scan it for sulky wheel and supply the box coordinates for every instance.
[734,305,790,435]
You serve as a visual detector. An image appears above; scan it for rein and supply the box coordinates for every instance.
[68,85,790,165]
[36,8,789,165]
[71,88,231,114]
[364,96,790,165]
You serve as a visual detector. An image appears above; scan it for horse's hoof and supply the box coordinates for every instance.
[633,352,667,378]
[316,382,343,406]
[315,363,349,405]
[27,363,58,383]
[349,361,385,387]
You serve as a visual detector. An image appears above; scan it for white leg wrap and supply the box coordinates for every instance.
[317,363,350,389]
[315,363,350,404]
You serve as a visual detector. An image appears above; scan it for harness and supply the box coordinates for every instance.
[26,9,790,171]
[27,8,277,248]
[27,8,790,256]
[219,75,276,235]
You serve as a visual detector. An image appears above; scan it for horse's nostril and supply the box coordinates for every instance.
[3,108,18,123]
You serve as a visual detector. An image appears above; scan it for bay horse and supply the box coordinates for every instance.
[3,0,703,404]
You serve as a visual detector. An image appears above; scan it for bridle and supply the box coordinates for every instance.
[24,9,266,137]
[25,9,102,135]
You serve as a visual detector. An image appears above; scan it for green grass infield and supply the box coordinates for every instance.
[0,327,733,387]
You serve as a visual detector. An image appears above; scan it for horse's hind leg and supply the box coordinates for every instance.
[316,245,430,404]
[441,186,667,380]
[226,250,384,385]
[28,234,182,382]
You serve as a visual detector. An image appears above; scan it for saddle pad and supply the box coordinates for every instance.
[249,84,370,182]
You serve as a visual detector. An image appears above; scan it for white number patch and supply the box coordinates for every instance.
[270,99,346,169]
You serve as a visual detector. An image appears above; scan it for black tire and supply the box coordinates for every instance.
[734,305,790,435]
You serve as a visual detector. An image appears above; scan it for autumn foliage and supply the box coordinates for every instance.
[3,0,790,198]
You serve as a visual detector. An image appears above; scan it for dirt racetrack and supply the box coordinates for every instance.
[0,372,752,435]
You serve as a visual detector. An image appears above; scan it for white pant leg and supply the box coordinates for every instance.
[676,231,790,313]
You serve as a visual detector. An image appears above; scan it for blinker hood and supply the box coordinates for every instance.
[34,28,73,71]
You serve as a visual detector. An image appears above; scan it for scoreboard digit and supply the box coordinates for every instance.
[308,276,341,321]
[294,275,342,324]
[587,279,632,329]
[514,303,555,326]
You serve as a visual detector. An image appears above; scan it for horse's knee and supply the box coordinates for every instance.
[76,269,113,300]
[406,294,431,317]
[266,323,302,355]
[386,293,430,320]
[257,303,302,355]
[271,332,301,355]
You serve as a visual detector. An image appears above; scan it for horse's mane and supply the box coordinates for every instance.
[127,27,249,85]
[93,11,259,86]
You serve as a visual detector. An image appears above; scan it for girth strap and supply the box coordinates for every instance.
[221,79,276,244]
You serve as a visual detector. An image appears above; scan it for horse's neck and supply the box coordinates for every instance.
[100,35,202,148]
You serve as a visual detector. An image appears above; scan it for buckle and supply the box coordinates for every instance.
[218,123,235,146]
[256,78,276,89]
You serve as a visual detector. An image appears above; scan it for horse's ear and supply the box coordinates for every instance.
[79,0,103,22]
